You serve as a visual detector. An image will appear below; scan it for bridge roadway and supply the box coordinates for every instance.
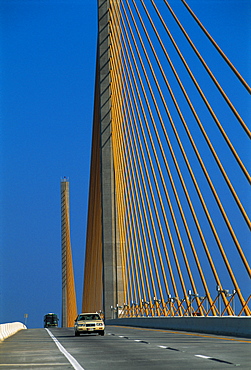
[0,325,250,369]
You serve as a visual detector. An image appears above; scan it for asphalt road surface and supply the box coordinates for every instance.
[0,325,250,369]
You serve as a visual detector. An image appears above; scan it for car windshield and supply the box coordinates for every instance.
[78,314,100,321]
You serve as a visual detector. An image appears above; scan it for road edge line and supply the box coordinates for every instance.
[45,329,85,370]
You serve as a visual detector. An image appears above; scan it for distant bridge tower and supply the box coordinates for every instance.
[61,178,77,327]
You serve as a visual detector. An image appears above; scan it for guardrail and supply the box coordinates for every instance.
[0,322,27,341]
[106,316,251,338]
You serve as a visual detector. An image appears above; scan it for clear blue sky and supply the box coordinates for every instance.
[0,0,97,328]
[0,1,250,328]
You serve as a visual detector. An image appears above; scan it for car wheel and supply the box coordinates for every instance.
[99,331,104,336]
[75,331,80,336]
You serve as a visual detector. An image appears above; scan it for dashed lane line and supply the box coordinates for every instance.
[134,339,149,344]
[195,355,239,366]
[109,332,239,366]
[109,325,251,343]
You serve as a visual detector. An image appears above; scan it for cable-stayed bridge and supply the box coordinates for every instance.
[81,0,250,320]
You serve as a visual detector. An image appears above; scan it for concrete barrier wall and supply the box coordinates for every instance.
[106,317,251,338]
[0,322,27,341]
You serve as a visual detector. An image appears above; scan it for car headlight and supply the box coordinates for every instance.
[96,323,103,326]
[78,324,85,327]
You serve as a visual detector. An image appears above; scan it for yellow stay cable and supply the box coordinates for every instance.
[119,62,169,309]
[110,7,152,307]
[150,0,250,184]
[123,0,214,312]
[148,0,251,229]
[110,48,137,309]
[109,4,129,306]
[123,74,177,307]
[147,0,250,310]
[181,0,251,95]
[110,0,249,316]
[114,13,172,307]
[161,0,250,228]
[121,71,172,311]
[120,3,191,311]
[124,0,249,314]
[133,0,250,312]
[129,0,218,316]
[164,0,250,138]
[114,45,168,310]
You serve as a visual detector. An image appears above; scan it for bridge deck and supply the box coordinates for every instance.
[0,326,250,369]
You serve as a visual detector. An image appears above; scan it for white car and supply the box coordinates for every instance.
[74,313,105,336]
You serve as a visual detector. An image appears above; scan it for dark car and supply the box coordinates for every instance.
[44,313,59,328]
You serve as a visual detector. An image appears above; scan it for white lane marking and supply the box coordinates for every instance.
[46,329,85,370]
[112,332,238,365]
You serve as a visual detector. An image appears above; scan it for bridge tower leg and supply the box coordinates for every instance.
[82,0,123,320]
[61,178,77,327]
[98,0,124,320]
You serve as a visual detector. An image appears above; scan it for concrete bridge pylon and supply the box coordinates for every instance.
[61,178,77,327]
